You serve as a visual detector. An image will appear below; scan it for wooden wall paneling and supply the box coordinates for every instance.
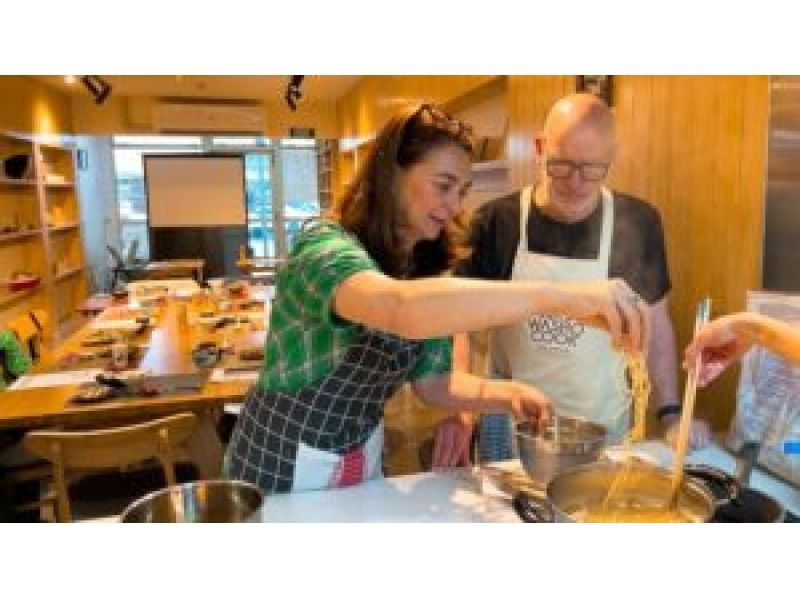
[693,76,769,428]
[335,76,501,199]
[505,76,574,188]
[337,76,497,144]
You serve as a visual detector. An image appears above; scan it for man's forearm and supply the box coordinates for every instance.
[648,298,680,409]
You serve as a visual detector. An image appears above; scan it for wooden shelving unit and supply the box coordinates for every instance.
[0,229,42,243]
[54,264,85,281]
[47,222,81,234]
[0,285,43,309]
[317,140,337,210]
[336,137,374,198]
[0,131,88,341]
[0,177,38,187]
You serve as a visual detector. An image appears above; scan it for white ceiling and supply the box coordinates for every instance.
[35,75,362,102]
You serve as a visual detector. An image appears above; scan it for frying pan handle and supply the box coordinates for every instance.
[512,492,555,523]
[735,441,761,487]
[683,464,741,506]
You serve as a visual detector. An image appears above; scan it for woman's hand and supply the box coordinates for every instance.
[486,379,553,431]
[414,374,552,468]
[546,278,649,354]
[684,314,754,387]
[429,380,552,468]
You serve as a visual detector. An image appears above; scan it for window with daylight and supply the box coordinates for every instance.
[111,135,323,260]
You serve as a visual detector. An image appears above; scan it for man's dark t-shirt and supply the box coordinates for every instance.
[454,190,671,304]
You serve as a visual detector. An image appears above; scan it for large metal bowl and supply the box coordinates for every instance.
[120,480,264,523]
[515,415,608,484]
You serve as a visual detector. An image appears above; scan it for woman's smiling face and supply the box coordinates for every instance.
[396,142,472,246]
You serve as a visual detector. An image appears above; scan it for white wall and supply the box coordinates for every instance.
[76,136,120,291]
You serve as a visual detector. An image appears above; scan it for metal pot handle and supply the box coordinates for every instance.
[512,492,555,523]
[683,464,741,506]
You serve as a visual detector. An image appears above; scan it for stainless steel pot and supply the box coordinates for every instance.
[120,480,264,523]
[513,461,718,523]
[515,416,608,484]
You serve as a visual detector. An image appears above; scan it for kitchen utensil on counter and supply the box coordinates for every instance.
[192,341,221,368]
[668,297,711,508]
[120,480,264,522]
[515,416,608,484]
[512,461,719,523]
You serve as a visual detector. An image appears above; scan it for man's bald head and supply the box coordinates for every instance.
[534,93,617,224]
[543,93,616,143]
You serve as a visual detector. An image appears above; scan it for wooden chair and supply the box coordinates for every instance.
[7,310,49,362]
[28,309,50,338]
[22,412,197,522]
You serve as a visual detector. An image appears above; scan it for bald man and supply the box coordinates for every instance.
[432,93,710,467]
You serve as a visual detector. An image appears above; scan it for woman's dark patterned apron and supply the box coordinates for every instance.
[226,328,424,493]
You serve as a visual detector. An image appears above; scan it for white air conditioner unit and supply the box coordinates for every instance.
[152,101,265,133]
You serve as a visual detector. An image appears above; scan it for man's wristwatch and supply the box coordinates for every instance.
[656,404,682,421]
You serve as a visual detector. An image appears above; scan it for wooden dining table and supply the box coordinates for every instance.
[0,288,268,477]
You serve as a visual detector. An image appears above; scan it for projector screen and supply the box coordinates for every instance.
[144,154,246,227]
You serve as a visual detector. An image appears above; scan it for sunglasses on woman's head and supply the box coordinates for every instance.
[412,104,474,139]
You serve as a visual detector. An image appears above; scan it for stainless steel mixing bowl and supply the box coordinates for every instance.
[120,480,264,523]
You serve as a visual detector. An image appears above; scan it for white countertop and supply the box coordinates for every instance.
[260,468,520,523]
[261,441,800,523]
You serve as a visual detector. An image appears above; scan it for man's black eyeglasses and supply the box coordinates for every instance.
[546,158,610,182]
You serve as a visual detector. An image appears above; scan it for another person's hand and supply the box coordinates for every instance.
[663,414,712,450]
[431,413,474,468]
[552,278,649,353]
[684,314,754,387]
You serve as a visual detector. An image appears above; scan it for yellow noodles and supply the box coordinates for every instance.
[572,503,695,523]
[626,352,651,443]
[600,351,653,514]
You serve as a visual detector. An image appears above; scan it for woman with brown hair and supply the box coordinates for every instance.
[225,104,648,494]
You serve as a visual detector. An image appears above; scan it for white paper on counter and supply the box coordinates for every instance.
[209,368,259,382]
[9,369,104,390]
[90,319,143,332]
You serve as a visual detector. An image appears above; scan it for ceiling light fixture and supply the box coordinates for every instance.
[285,75,304,111]
[81,75,112,105]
